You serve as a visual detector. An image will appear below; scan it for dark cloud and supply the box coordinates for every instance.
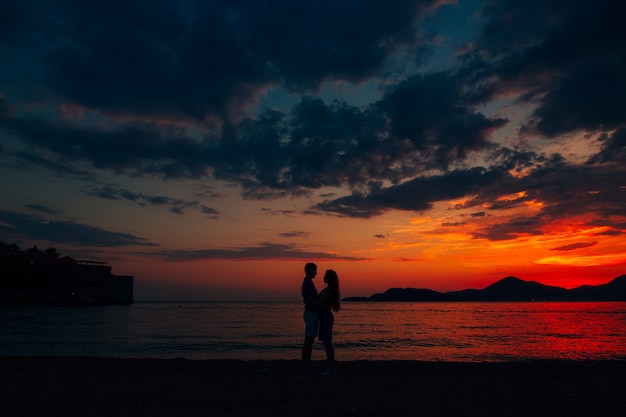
[465,0,626,137]
[12,149,95,179]
[465,154,626,240]
[278,231,309,239]
[1,111,208,178]
[441,221,466,227]
[2,0,437,122]
[314,166,507,218]
[377,72,507,169]
[1,85,505,201]
[0,0,520,204]
[0,209,156,247]
[595,229,624,237]
[551,242,598,252]
[237,0,431,91]
[0,94,15,119]
[201,206,220,216]
[472,216,545,241]
[81,184,220,216]
[260,208,297,217]
[146,242,370,262]
[209,86,506,197]
[211,99,391,192]
[308,138,626,237]
[588,127,626,165]
[393,258,425,262]
[1,0,505,195]
[0,0,39,45]
[24,203,59,215]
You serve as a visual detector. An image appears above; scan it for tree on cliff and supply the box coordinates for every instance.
[44,247,60,258]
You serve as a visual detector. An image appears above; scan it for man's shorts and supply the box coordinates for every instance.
[303,310,318,338]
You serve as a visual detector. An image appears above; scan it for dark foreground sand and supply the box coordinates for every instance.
[1,357,624,417]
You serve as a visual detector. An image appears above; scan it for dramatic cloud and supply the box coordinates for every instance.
[465,0,626,137]
[551,242,598,252]
[1,0,625,262]
[314,166,507,218]
[1,0,437,122]
[81,184,220,216]
[3,1,622,216]
[0,210,156,247]
[146,242,371,262]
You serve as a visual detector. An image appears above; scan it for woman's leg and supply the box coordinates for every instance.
[323,340,335,369]
[319,311,336,374]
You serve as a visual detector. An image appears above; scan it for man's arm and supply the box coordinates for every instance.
[304,295,321,306]
[302,281,318,305]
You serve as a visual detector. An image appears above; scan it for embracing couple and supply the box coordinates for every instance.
[301,262,341,377]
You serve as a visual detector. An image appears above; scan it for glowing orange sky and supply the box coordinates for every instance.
[111,196,626,301]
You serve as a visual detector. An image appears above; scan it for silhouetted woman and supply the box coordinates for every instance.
[318,269,340,376]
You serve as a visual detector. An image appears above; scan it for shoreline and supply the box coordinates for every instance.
[2,357,624,416]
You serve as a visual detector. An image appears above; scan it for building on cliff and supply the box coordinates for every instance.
[0,242,133,306]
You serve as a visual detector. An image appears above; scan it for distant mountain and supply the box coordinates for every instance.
[342,275,626,302]
[447,276,570,301]
[370,288,453,302]
[569,275,626,301]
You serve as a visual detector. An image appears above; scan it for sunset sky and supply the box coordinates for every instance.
[1,0,625,301]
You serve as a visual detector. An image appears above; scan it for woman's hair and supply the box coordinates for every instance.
[325,270,341,312]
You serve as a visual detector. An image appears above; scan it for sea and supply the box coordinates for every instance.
[1,301,625,362]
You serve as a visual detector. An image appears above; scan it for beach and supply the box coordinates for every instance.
[1,357,624,417]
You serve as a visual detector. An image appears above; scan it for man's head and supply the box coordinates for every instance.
[304,262,317,278]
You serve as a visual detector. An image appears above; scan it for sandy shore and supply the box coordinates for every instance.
[1,357,624,417]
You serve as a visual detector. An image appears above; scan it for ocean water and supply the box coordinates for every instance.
[1,301,625,362]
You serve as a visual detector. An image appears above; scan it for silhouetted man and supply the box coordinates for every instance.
[301,262,318,375]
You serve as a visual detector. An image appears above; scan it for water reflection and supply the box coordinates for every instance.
[335,302,626,361]
[1,302,624,361]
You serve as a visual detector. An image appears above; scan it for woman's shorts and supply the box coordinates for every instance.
[318,311,334,342]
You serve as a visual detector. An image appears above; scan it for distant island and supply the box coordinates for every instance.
[0,242,133,306]
[342,275,626,302]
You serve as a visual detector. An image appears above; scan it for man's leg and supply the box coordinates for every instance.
[301,336,315,371]
[302,311,318,369]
